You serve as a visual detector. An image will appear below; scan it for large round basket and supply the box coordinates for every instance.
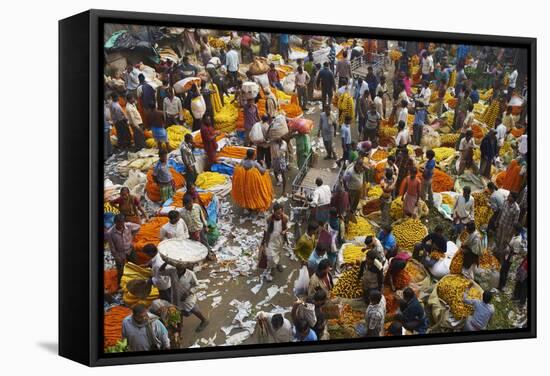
[157,238,208,268]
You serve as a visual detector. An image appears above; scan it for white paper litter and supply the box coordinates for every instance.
[211,296,223,308]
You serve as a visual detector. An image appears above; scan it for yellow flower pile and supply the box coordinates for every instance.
[437,275,483,320]
[342,245,365,264]
[472,191,493,228]
[338,92,355,124]
[208,37,226,49]
[167,125,192,150]
[390,197,404,220]
[371,149,389,162]
[441,193,455,207]
[104,202,120,214]
[499,141,512,157]
[195,172,228,190]
[393,218,428,251]
[479,250,501,271]
[404,260,427,283]
[440,133,460,147]
[332,267,362,299]
[380,126,398,137]
[345,216,375,241]
[367,185,383,199]
[389,49,402,61]
[433,147,456,162]
[214,101,239,133]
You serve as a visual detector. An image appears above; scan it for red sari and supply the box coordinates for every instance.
[200,124,218,167]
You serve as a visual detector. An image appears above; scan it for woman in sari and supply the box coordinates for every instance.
[400,167,421,218]
[200,117,219,171]
[110,187,147,224]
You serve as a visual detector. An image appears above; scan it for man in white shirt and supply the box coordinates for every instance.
[122,65,140,95]
[452,186,474,235]
[163,88,183,125]
[398,99,409,125]
[160,210,189,241]
[419,81,431,106]
[225,45,240,85]
[125,93,143,128]
[143,244,174,302]
[421,51,434,81]
[458,130,477,175]
[507,66,518,101]
[518,134,528,157]
[495,120,508,155]
[255,312,293,343]
[310,177,332,223]
[395,120,410,148]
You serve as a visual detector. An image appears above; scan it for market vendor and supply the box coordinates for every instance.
[243,98,260,145]
[307,243,329,275]
[179,194,211,254]
[159,262,210,333]
[358,251,384,303]
[365,289,386,337]
[310,177,331,223]
[401,166,422,218]
[380,169,396,225]
[377,224,397,259]
[392,287,429,334]
[463,282,494,331]
[180,133,198,189]
[110,186,147,224]
[106,214,141,282]
[260,202,289,281]
[143,244,173,302]
[343,161,364,215]
[495,192,520,263]
[308,259,333,298]
[200,117,220,171]
[295,221,319,262]
[122,304,170,351]
[385,252,411,292]
[452,186,474,236]
[255,312,293,344]
[152,149,175,203]
[160,210,190,241]
[457,130,478,175]
[162,87,183,125]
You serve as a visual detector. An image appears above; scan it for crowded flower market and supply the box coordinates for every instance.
[102,24,529,352]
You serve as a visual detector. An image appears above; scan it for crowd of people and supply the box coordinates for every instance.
[103,28,529,351]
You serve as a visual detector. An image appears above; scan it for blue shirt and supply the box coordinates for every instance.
[424,159,436,179]
[294,328,318,342]
[413,108,427,125]
[279,34,289,44]
[463,293,495,330]
[377,231,396,251]
[470,90,480,104]
[307,250,328,273]
[341,124,351,145]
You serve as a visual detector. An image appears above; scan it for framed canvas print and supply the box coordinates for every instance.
[59,9,536,366]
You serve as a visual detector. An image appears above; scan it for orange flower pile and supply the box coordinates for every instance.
[104,306,132,349]
[193,132,226,149]
[472,124,484,139]
[281,103,303,118]
[217,146,252,160]
[236,110,245,131]
[495,171,506,188]
[104,269,119,294]
[231,164,273,212]
[420,168,455,193]
[480,250,501,271]
[449,249,464,274]
[383,287,399,314]
[371,149,389,162]
[374,161,387,183]
[392,269,412,290]
[132,217,170,264]
[171,191,214,208]
[143,129,153,139]
[145,167,185,202]
[430,251,446,260]
[501,159,523,193]
[510,127,525,138]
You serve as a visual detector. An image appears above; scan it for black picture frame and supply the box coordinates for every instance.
[59,9,536,367]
